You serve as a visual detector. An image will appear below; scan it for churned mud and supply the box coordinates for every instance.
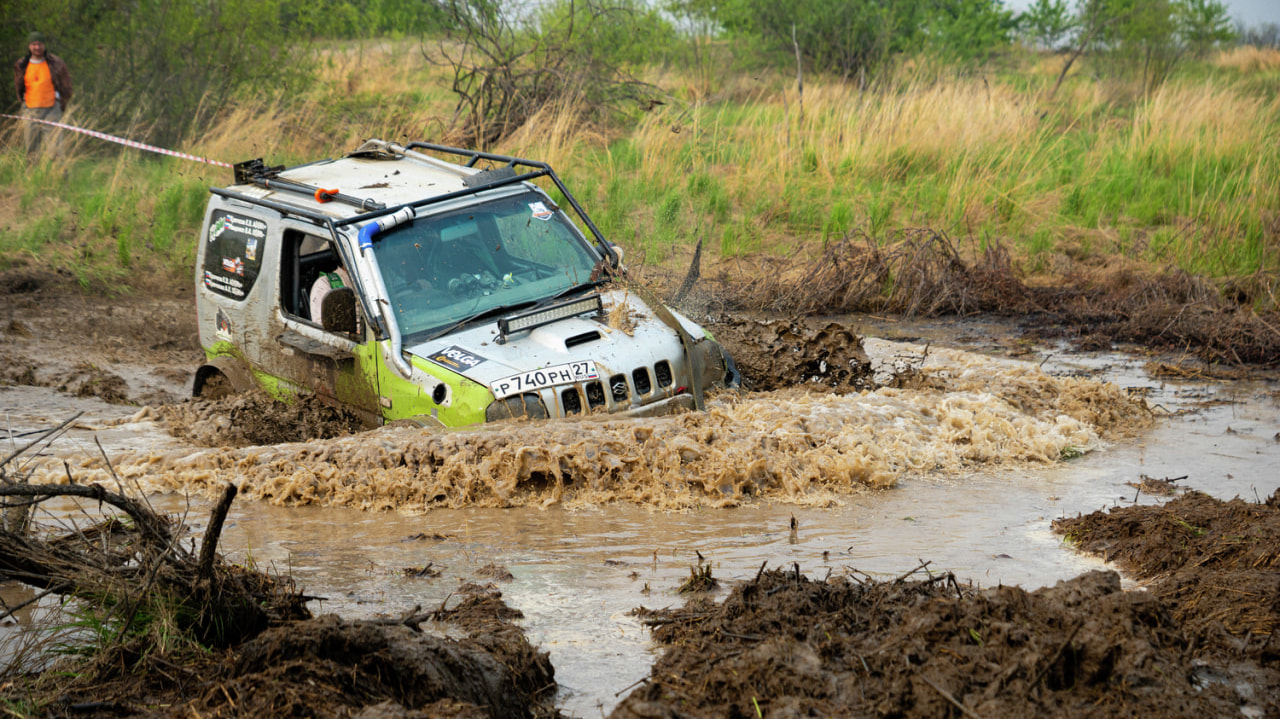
[159,389,367,447]
[616,569,1250,718]
[611,489,1280,718]
[12,590,560,719]
[33,337,1150,513]
[1054,489,1280,646]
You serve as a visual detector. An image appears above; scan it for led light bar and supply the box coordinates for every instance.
[497,294,603,343]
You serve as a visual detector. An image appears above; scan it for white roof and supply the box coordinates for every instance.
[223,145,478,220]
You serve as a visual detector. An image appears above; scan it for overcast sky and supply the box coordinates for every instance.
[1003,0,1280,27]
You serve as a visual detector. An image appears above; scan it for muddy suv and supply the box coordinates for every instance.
[192,139,739,428]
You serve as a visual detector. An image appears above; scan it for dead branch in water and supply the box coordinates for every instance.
[0,437,307,651]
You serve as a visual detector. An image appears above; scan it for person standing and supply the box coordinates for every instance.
[13,32,72,155]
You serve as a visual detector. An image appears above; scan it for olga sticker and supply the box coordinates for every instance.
[529,201,553,221]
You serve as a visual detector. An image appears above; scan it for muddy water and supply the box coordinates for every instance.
[4,323,1279,717]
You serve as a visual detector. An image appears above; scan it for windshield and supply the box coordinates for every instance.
[371,190,602,342]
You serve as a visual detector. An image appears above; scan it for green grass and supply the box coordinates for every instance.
[2,44,1277,299]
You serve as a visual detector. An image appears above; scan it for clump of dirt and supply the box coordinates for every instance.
[0,357,133,404]
[159,389,367,447]
[57,361,132,404]
[705,317,874,392]
[174,586,560,719]
[0,476,561,719]
[613,566,1268,718]
[476,563,515,581]
[0,353,38,386]
[0,269,51,296]
[8,585,560,719]
[1054,489,1280,642]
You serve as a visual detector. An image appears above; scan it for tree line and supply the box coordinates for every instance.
[1,0,1268,147]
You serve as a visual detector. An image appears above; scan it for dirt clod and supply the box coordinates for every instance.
[159,389,367,447]
[706,317,874,392]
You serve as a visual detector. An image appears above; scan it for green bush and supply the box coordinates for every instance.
[5,0,313,145]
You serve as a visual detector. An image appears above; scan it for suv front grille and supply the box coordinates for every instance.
[632,367,652,395]
[654,360,673,388]
[584,380,607,409]
[561,387,583,415]
[552,361,679,415]
[610,374,629,402]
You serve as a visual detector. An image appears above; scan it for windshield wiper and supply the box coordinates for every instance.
[422,301,539,342]
[544,279,606,304]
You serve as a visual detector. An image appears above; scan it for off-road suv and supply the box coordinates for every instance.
[192,139,739,427]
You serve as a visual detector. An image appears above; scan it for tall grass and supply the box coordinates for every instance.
[1,40,1277,299]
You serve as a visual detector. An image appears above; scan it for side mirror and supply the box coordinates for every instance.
[321,287,359,335]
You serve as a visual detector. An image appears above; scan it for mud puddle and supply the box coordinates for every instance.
[3,314,1278,715]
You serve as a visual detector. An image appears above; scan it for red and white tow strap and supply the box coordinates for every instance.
[1,112,232,168]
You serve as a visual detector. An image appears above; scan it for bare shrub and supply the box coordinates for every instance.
[425,0,660,147]
[727,229,1030,317]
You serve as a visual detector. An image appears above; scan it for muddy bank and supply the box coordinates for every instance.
[0,273,200,406]
[1054,489,1280,645]
[610,488,1280,718]
[615,569,1247,718]
[0,480,560,719]
[3,584,559,719]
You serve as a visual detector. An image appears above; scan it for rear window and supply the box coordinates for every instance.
[202,210,266,301]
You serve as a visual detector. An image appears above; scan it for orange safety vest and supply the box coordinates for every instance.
[23,60,55,108]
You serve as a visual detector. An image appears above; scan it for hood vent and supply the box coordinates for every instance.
[564,331,602,349]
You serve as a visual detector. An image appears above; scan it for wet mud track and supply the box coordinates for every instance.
[2,278,1279,717]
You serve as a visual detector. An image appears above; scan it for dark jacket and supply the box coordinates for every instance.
[14,52,72,110]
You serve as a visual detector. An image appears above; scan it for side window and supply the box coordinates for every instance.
[281,229,354,331]
[201,211,266,301]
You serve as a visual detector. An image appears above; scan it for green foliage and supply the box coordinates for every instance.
[1081,0,1182,89]
[700,0,927,77]
[1020,0,1075,50]
[923,0,1018,64]
[284,0,451,38]
[5,0,313,145]
[657,190,683,231]
[1174,0,1235,57]
[536,0,678,68]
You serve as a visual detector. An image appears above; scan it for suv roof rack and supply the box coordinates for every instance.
[210,140,618,265]
[233,158,387,212]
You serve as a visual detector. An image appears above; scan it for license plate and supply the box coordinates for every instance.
[490,361,599,399]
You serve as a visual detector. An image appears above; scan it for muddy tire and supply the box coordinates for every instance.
[197,372,233,400]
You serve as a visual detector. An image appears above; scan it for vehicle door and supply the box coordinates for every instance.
[258,223,382,427]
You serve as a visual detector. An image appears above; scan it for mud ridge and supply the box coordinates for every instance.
[648,233,1280,368]
[159,389,367,447]
[1054,488,1280,646]
[613,565,1269,718]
